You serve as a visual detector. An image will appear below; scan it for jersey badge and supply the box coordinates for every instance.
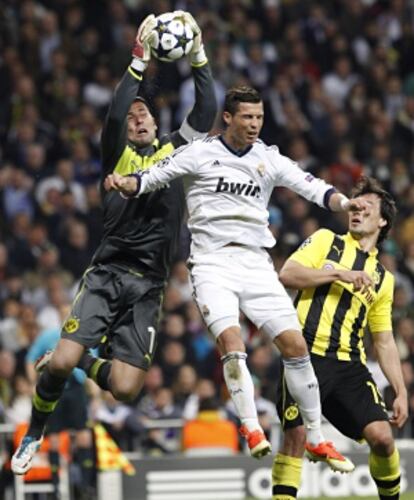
[284,405,299,421]
[63,316,80,334]
[299,236,312,249]
[372,270,381,285]
[257,163,265,177]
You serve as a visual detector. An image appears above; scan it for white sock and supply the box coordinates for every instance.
[283,355,324,446]
[221,352,260,432]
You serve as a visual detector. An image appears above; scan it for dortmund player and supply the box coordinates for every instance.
[273,177,408,500]
[12,11,216,475]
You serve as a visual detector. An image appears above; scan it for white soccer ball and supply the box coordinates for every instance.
[150,12,194,62]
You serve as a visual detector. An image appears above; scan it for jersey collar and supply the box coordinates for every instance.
[344,232,378,256]
[219,135,253,157]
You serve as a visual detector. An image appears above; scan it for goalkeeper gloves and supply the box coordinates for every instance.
[131,14,157,73]
[176,11,208,66]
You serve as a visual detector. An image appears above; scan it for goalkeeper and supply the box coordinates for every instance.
[12,11,216,475]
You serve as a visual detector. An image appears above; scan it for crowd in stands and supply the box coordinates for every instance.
[1,0,414,455]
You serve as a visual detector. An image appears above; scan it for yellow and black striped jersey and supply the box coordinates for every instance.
[289,228,394,364]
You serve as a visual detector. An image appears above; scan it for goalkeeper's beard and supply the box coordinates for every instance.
[128,129,156,148]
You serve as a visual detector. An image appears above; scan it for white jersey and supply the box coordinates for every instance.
[139,136,335,254]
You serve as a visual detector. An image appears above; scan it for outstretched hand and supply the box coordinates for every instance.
[174,10,206,65]
[346,197,369,212]
[104,173,139,196]
[131,14,157,70]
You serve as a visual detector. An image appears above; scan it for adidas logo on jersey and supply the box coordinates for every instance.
[215,177,261,198]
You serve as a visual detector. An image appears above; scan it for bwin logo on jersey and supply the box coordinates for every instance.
[215,177,261,198]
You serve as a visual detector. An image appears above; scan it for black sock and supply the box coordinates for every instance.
[78,351,97,372]
[77,446,96,488]
[79,353,111,391]
[28,368,67,439]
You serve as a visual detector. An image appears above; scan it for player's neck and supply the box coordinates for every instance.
[351,232,378,253]
[222,131,249,153]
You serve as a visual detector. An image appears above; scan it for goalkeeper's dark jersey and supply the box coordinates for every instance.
[92,62,216,280]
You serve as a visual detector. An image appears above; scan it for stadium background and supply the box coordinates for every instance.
[2,0,414,498]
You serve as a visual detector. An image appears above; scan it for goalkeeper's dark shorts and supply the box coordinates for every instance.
[277,353,390,441]
[61,263,163,370]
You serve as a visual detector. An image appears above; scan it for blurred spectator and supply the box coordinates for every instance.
[60,219,94,280]
[93,392,131,448]
[249,343,280,403]
[126,387,181,453]
[182,397,239,456]
[35,158,87,213]
[4,375,33,425]
[0,350,17,420]
[182,378,219,421]
[2,167,34,221]
[172,364,198,409]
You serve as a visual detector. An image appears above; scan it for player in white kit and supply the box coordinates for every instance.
[105,86,366,471]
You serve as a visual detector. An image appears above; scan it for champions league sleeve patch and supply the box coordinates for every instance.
[299,236,312,249]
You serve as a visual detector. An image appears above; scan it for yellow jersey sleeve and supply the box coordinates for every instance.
[367,272,394,333]
[288,228,335,269]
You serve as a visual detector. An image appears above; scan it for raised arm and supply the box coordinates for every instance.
[273,151,367,213]
[279,229,373,291]
[279,258,373,292]
[101,15,156,173]
[171,12,217,145]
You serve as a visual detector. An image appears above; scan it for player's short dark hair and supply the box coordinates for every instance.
[350,176,397,243]
[223,86,262,115]
[132,95,156,119]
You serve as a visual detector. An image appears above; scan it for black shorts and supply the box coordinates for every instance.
[277,354,390,441]
[61,263,163,370]
[46,381,88,434]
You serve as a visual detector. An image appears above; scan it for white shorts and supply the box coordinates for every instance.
[188,246,301,339]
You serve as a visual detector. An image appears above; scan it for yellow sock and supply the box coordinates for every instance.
[369,448,400,500]
[272,452,302,500]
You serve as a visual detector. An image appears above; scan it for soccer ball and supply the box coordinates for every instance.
[150,12,194,62]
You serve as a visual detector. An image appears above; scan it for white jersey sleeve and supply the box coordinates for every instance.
[139,142,198,194]
[268,147,334,208]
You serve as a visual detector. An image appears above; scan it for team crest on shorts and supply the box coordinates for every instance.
[63,316,80,334]
[284,405,299,421]
[201,304,210,317]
